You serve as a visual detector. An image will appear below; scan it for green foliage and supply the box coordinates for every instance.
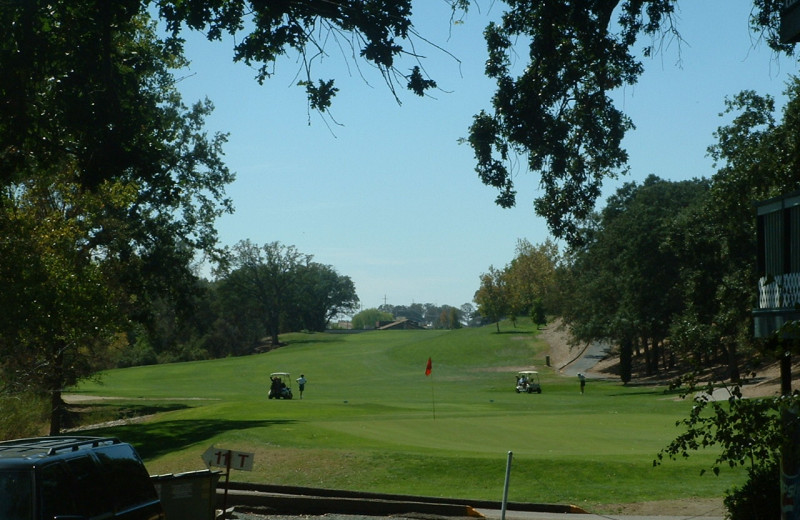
[723,460,780,520]
[0,8,234,433]
[656,380,783,473]
[467,0,792,242]
[117,335,159,369]
[562,176,711,376]
[156,0,451,112]
[0,393,49,440]
[531,299,546,329]
[217,241,358,345]
[352,308,394,329]
[506,239,560,317]
[473,266,508,332]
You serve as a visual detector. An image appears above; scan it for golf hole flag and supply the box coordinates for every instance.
[425,357,432,376]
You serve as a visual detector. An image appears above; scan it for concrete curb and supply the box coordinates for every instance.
[218,483,587,516]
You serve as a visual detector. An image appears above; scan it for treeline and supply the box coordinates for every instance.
[121,240,359,367]
[475,83,800,384]
[350,302,480,330]
[559,85,800,383]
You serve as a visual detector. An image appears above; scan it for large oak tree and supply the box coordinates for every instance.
[466,0,793,243]
[0,11,234,433]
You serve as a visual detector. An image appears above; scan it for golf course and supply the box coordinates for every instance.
[67,319,744,514]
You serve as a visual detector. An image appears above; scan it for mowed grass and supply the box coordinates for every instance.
[69,319,744,511]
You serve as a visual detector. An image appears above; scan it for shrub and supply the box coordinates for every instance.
[0,393,49,440]
[724,459,779,520]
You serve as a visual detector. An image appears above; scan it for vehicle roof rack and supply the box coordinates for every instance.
[0,436,121,456]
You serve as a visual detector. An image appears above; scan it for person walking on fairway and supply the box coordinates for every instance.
[296,374,307,399]
[578,373,586,394]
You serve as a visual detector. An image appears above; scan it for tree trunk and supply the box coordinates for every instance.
[49,390,63,436]
[48,344,67,435]
[650,339,659,375]
[642,336,652,376]
[726,341,741,382]
[620,336,633,384]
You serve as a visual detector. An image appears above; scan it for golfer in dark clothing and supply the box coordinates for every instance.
[579,373,586,394]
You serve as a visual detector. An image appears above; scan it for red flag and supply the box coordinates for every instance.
[425,357,432,376]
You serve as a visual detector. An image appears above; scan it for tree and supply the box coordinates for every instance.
[437,306,461,329]
[352,308,395,330]
[657,79,800,516]
[0,14,233,434]
[220,241,311,347]
[474,266,508,332]
[656,378,787,520]
[156,1,468,113]
[466,1,793,243]
[505,239,560,319]
[1,0,466,193]
[531,299,547,330]
[290,262,359,331]
[561,176,709,376]
[460,303,477,326]
[0,175,129,434]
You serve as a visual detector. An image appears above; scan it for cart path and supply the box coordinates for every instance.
[559,340,611,377]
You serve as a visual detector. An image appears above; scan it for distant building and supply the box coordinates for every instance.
[376,318,424,330]
[753,190,800,338]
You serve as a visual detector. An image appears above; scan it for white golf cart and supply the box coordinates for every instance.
[515,370,542,394]
[268,372,293,399]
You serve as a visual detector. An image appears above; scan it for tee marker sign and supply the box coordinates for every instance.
[201,445,255,471]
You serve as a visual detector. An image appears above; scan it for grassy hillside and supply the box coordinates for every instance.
[69,319,743,511]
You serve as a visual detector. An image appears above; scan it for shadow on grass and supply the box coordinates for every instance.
[494,329,537,335]
[284,336,347,346]
[77,402,192,416]
[64,402,193,431]
[79,418,296,459]
[608,387,685,397]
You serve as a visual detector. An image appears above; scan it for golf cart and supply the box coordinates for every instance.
[268,372,293,399]
[515,370,542,394]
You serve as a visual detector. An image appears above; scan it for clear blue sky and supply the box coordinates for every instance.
[173,1,797,313]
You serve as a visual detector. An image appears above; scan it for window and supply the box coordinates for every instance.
[0,470,33,520]
[95,445,158,512]
[66,455,112,518]
[39,463,79,519]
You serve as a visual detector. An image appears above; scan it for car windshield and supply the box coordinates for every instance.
[0,470,33,520]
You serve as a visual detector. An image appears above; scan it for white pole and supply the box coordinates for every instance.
[501,451,513,520]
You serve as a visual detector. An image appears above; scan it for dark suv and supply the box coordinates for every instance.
[0,436,164,520]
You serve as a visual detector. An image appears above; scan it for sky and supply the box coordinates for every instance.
[172,1,799,313]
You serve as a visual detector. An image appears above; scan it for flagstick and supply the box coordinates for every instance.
[430,374,436,421]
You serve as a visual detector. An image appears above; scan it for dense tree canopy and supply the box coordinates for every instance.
[467,0,794,243]
[0,8,235,433]
[218,241,358,346]
[561,176,710,380]
[1,0,467,191]
[550,78,800,509]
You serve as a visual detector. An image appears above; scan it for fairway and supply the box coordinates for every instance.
[69,320,744,512]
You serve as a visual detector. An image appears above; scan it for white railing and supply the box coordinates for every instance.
[759,272,800,309]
